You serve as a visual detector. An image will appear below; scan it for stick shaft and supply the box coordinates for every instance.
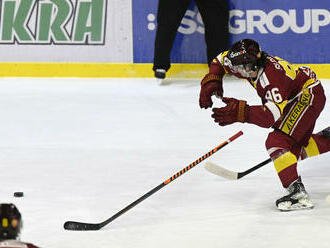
[237,158,272,179]
[64,131,243,231]
[164,131,243,184]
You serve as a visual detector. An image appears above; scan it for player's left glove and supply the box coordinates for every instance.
[199,73,223,109]
[212,97,249,126]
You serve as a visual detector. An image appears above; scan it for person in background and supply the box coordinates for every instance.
[153,0,229,79]
[199,38,330,211]
[0,203,40,248]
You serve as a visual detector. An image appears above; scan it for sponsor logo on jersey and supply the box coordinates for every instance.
[281,90,312,134]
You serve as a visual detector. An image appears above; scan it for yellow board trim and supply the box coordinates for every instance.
[0,63,208,78]
[304,137,320,158]
[0,62,328,78]
[274,151,297,173]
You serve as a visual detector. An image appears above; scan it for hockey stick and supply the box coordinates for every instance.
[203,126,329,181]
[63,131,243,231]
[204,158,272,180]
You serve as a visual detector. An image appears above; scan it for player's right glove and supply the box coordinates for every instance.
[199,73,223,109]
[211,97,249,126]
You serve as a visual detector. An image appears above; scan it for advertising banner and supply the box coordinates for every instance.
[0,0,133,62]
[133,0,206,64]
[133,0,330,64]
[0,0,328,65]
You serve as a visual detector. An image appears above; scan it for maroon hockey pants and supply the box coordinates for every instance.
[265,83,329,187]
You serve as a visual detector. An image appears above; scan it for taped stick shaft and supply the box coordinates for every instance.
[64,131,243,231]
[164,131,243,185]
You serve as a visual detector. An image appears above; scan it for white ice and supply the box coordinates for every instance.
[0,77,329,248]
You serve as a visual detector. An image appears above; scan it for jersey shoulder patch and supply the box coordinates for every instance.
[259,71,271,89]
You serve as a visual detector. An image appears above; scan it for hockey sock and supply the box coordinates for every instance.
[273,151,299,188]
[300,131,330,160]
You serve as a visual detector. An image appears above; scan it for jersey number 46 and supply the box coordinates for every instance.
[265,88,283,103]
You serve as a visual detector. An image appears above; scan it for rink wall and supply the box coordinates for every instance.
[0,0,329,78]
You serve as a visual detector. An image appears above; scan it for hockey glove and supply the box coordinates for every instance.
[199,73,223,109]
[212,97,249,126]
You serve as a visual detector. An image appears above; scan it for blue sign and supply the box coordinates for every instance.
[133,0,330,64]
[132,0,206,64]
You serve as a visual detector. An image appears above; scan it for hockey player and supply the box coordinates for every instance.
[0,203,40,248]
[199,38,330,211]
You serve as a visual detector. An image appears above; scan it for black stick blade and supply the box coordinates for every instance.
[64,221,102,231]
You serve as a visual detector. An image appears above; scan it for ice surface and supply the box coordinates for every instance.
[0,77,329,248]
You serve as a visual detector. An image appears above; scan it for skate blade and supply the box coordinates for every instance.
[277,199,314,211]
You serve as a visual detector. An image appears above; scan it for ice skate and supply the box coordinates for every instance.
[276,177,314,211]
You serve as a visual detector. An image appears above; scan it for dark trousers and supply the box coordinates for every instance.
[153,0,229,71]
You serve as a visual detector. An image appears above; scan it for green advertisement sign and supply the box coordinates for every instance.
[0,0,107,44]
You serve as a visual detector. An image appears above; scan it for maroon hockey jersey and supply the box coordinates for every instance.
[209,51,320,128]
